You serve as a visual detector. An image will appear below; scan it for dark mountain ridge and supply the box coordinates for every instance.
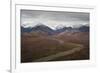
[21,24,89,35]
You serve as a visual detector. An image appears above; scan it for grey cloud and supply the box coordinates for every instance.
[21,9,89,29]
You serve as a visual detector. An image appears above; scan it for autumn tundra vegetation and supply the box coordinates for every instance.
[21,24,89,63]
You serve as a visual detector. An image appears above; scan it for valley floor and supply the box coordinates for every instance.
[21,32,89,63]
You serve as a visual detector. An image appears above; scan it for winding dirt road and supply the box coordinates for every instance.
[34,44,84,62]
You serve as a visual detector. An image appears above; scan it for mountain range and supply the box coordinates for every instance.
[21,24,89,35]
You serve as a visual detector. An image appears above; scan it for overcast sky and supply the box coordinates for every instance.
[21,9,89,29]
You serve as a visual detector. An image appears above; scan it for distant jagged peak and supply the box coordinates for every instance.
[21,23,51,29]
[34,23,50,28]
[56,24,67,30]
[21,24,33,28]
[78,25,89,28]
[73,23,89,28]
[55,24,73,31]
[36,23,45,26]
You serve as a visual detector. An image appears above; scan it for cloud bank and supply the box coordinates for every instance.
[21,10,89,29]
